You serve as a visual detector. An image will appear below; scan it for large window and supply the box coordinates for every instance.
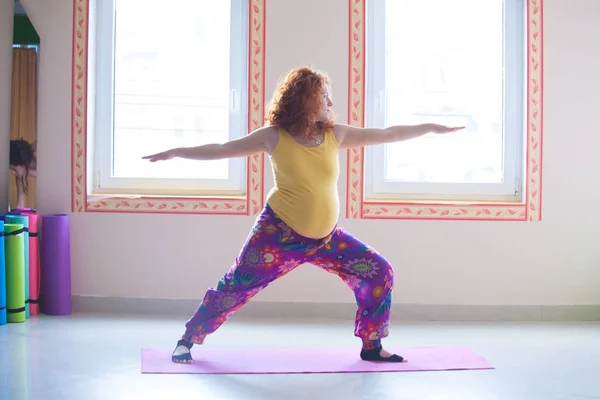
[365,0,525,202]
[93,0,249,196]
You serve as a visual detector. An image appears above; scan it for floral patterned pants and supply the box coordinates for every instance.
[182,204,394,344]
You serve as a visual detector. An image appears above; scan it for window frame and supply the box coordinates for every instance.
[93,0,249,197]
[71,0,267,215]
[365,0,525,203]
[346,0,543,221]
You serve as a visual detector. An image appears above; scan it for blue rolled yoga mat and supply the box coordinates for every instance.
[5,215,29,319]
[0,220,6,325]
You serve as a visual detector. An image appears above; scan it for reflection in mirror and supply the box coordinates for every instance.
[8,1,39,211]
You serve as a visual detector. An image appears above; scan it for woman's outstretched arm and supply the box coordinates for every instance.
[142,125,275,162]
[333,123,465,149]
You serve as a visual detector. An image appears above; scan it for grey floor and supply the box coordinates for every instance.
[1,313,599,400]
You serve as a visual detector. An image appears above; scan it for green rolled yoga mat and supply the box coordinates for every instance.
[0,220,6,325]
[4,223,26,323]
[5,215,29,319]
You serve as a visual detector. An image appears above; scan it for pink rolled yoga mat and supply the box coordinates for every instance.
[41,214,71,315]
[141,346,494,375]
[10,209,41,315]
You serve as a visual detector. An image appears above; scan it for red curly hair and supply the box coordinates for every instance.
[265,66,335,138]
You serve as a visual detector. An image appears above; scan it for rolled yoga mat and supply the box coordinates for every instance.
[0,220,6,325]
[41,214,71,315]
[5,215,30,319]
[4,223,26,323]
[9,209,40,315]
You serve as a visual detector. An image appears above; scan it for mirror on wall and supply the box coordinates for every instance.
[8,0,39,211]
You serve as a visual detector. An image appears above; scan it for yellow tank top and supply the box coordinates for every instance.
[266,128,340,239]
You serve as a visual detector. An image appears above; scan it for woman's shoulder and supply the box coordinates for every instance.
[331,123,349,146]
[256,124,281,154]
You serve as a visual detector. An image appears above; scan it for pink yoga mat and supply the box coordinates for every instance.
[9,209,40,315]
[141,346,494,374]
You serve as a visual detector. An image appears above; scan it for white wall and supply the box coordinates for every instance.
[19,0,72,216]
[0,0,15,212]
[9,0,600,307]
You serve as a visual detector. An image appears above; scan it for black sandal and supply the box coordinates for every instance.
[360,346,405,363]
[172,339,194,363]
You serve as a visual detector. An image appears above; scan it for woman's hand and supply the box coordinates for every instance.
[142,149,178,162]
[428,124,466,134]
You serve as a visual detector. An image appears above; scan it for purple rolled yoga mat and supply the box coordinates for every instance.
[41,214,71,315]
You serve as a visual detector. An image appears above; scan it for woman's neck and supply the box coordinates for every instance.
[287,123,323,139]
